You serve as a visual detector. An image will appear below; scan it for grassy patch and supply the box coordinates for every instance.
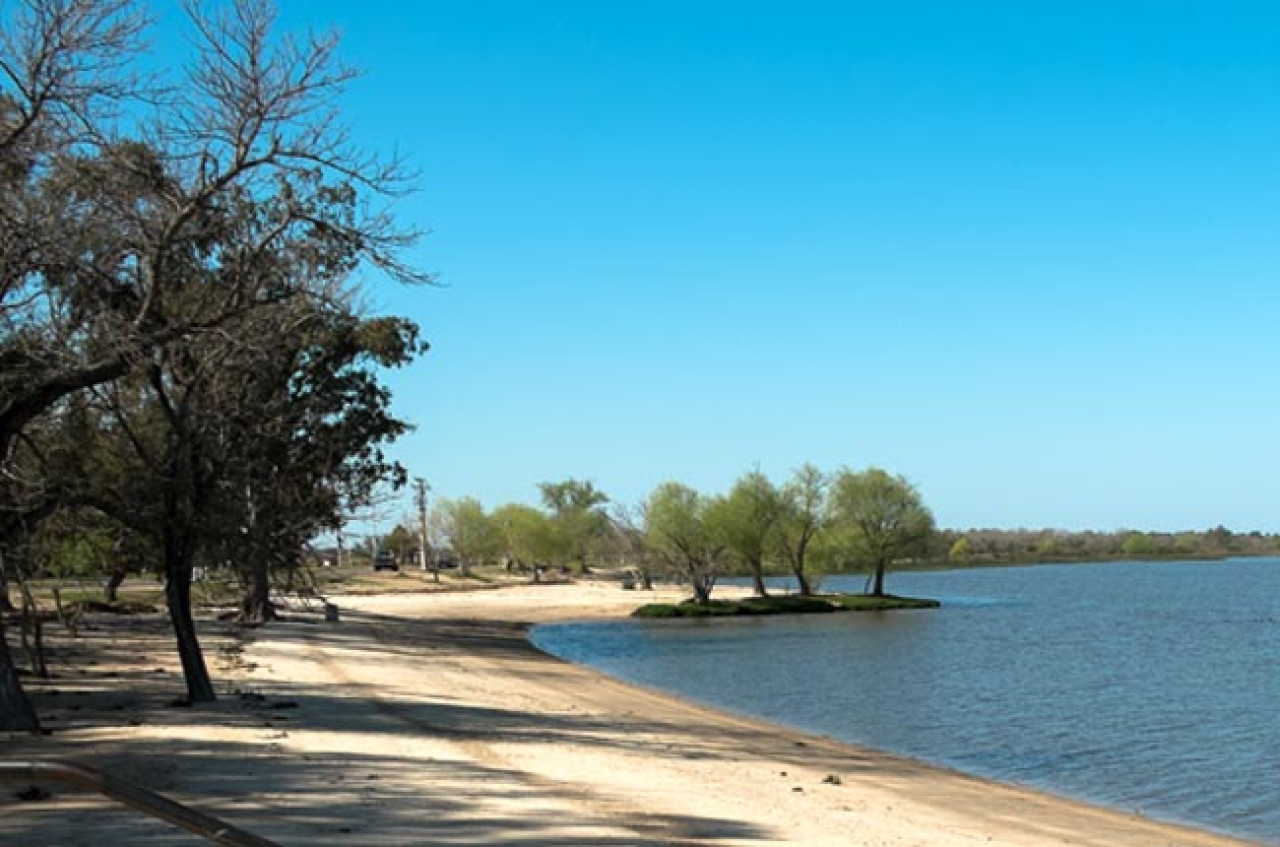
[631,592,939,618]
[826,593,940,611]
[631,600,742,618]
[738,595,839,615]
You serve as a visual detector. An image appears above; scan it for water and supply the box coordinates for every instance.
[531,559,1280,843]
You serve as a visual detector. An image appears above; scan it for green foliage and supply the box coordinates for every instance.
[630,602,710,619]
[631,599,746,618]
[718,471,782,591]
[828,467,934,595]
[381,525,417,560]
[0,0,429,729]
[774,464,828,595]
[644,482,725,603]
[631,592,939,618]
[434,497,500,573]
[538,479,609,515]
[738,595,838,614]
[1121,532,1156,558]
[537,478,609,567]
[827,593,941,611]
[492,502,563,567]
[930,525,1278,565]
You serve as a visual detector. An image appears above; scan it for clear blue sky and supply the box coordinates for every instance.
[164,2,1280,532]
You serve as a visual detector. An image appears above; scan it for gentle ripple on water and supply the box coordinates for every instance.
[530,559,1280,844]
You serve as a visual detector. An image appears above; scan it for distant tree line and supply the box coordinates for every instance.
[397,476,1280,602]
[936,525,1280,566]
[0,1,425,731]
[401,466,935,604]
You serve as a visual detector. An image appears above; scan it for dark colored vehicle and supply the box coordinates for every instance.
[373,551,399,572]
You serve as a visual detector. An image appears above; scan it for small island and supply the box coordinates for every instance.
[632,593,940,618]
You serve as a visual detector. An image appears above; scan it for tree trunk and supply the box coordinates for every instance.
[750,559,769,597]
[0,613,40,731]
[691,570,712,604]
[237,482,274,625]
[871,560,887,596]
[104,563,127,604]
[239,554,274,625]
[163,527,216,704]
[792,565,812,596]
[18,584,47,678]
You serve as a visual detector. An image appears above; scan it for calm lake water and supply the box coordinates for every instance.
[531,559,1280,844]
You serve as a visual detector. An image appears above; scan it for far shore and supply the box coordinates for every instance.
[1,580,1261,846]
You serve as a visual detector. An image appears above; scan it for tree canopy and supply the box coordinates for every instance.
[829,468,935,596]
[644,482,727,604]
[0,0,427,730]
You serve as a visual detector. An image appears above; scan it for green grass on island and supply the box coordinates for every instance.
[631,593,940,618]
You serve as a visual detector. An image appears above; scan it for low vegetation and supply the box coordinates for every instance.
[632,593,940,619]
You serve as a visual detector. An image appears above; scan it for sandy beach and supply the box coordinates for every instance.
[0,582,1260,845]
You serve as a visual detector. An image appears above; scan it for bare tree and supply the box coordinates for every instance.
[0,0,427,729]
[0,0,150,731]
[607,502,655,590]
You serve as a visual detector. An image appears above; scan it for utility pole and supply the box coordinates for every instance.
[366,498,390,565]
[414,477,434,581]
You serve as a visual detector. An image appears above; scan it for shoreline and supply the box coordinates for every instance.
[328,582,1260,846]
[1,581,1264,846]
[522,614,1256,846]
[517,619,1202,842]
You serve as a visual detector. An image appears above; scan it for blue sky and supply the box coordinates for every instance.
[160,2,1280,531]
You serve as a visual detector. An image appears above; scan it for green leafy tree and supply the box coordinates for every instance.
[774,464,828,596]
[537,479,609,568]
[83,359,223,702]
[644,482,726,604]
[435,498,499,576]
[829,468,935,596]
[207,305,420,624]
[1121,532,1155,558]
[719,470,782,596]
[492,503,562,576]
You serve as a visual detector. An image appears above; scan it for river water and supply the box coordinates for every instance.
[531,559,1280,843]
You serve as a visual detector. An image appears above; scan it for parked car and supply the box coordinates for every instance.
[373,551,399,572]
